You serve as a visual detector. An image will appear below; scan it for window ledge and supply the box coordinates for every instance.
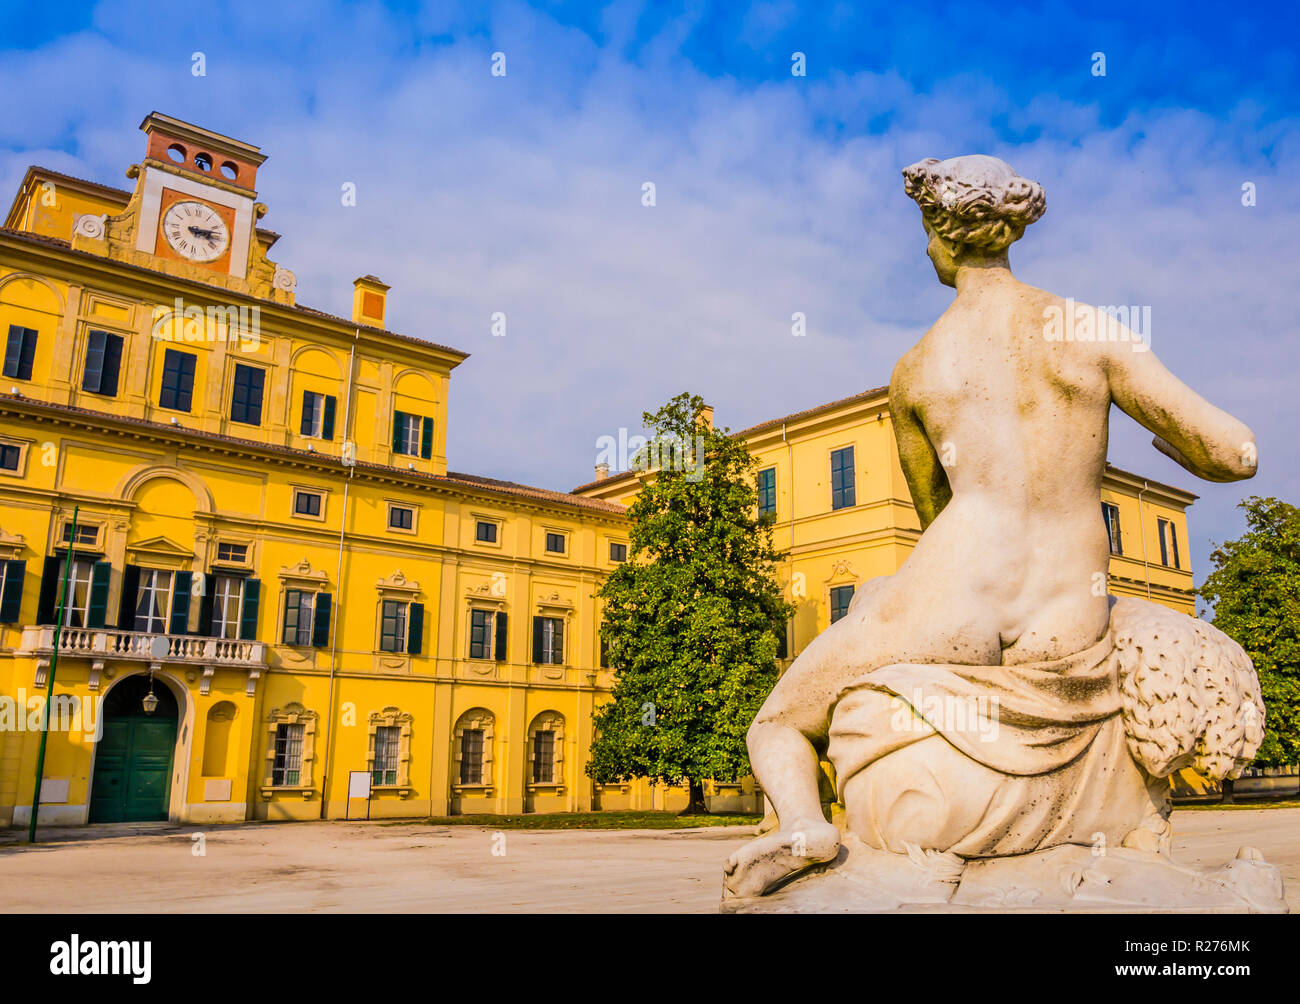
[452,784,494,795]
[261,785,315,799]
[527,783,565,792]
[370,785,413,798]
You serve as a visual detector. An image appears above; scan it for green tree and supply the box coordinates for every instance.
[588,392,794,814]
[1198,496,1300,767]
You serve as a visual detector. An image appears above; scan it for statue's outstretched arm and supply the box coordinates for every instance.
[1104,340,1257,483]
[891,363,952,529]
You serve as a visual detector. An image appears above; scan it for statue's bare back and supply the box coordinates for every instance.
[723,155,1258,900]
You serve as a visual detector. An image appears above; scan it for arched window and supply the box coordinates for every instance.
[527,711,565,785]
[452,708,495,790]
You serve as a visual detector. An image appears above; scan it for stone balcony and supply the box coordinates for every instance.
[19,625,268,695]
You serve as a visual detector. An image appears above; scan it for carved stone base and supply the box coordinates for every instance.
[721,835,1288,914]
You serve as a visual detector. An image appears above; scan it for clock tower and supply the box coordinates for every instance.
[70,112,297,303]
[135,113,261,277]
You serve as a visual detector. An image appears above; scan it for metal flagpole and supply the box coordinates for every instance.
[28,505,79,844]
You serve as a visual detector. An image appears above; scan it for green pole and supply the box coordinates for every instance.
[28,505,78,844]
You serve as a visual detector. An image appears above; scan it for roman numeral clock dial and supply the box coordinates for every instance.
[161,200,229,263]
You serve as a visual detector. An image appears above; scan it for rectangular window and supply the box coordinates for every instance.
[0,443,20,471]
[609,541,627,563]
[3,325,37,381]
[545,532,566,554]
[372,725,400,786]
[271,723,305,786]
[293,490,322,517]
[380,599,408,653]
[392,410,423,456]
[300,390,336,440]
[212,574,244,640]
[467,608,496,663]
[532,730,555,783]
[134,568,174,633]
[830,446,856,510]
[282,589,315,646]
[460,729,484,785]
[830,584,855,624]
[82,329,124,397]
[158,348,196,411]
[388,505,414,531]
[230,363,265,425]
[534,615,564,665]
[58,558,96,628]
[475,520,498,543]
[757,467,777,517]
[216,542,248,564]
[61,522,98,546]
[1158,518,1181,569]
[1101,502,1123,556]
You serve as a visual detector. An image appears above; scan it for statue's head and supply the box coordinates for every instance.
[902,155,1046,286]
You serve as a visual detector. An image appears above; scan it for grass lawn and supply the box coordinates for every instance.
[1175,799,1300,811]
[398,811,762,830]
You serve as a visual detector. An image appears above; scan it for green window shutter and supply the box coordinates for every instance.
[239,578,261,640]
[170,570,192,634]
[407,601,424,656]
[392,410,405,453]
[494,611,508,662]
[300,391,314,436]
[420,417,434,459]
[82,330,107,392]
[0,559,26,623]
[197,569,215,636]
[87,561,112,628]
[36,555,60,625]
[311,592,332,647]
[322,395,336,441]
[117,564,140,630]
[100,333,123,396]
[532,616,544,663]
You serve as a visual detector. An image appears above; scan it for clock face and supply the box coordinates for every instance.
[161,200,229,263]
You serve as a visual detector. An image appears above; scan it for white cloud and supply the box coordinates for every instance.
[0,1,1294,581]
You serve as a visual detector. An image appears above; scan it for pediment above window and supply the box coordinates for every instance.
[125,534,193,568]
[279,558,329,587]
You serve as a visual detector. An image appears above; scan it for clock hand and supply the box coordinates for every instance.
[188,225,216,239]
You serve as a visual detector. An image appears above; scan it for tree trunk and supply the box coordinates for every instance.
[678,779,710,816]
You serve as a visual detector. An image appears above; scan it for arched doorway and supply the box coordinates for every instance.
[88,675,180,823]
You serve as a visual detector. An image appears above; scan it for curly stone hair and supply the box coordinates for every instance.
[902,154,1047,253]
[1111,597,1266,781]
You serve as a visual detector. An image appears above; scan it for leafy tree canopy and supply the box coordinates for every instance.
[1199,496,1300,766]
[588,393,793,809]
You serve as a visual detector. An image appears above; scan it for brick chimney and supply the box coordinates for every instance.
[594,462,610,481]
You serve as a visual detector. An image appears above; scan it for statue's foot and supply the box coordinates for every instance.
[722,819,840,899]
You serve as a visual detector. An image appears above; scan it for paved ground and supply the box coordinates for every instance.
[1,808,1297,913]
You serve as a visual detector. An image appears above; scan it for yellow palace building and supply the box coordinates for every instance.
[0,113,1197,827]
[574,393,1198,660]
[0,114,632,826]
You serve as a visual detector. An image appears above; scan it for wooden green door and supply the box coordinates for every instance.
[88,712,176,823]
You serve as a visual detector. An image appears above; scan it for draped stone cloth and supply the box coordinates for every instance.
[826,631,1160,858]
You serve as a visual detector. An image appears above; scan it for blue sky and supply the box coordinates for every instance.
[1,0,1296,589]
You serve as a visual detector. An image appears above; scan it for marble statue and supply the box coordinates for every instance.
[722,155,1285,913]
